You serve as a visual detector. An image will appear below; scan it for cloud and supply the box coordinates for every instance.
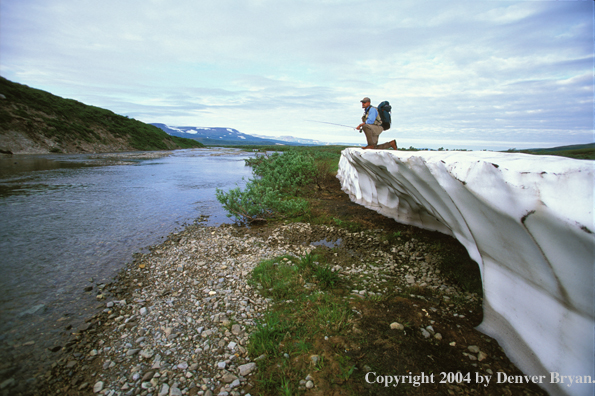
[0,0,592,150]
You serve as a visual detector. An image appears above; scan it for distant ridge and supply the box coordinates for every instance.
[513,142,595,160]
[151,123,323,146]
[522,142,595,152]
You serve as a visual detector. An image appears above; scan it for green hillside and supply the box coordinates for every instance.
[0,77,204,154]
[519,143,595,160]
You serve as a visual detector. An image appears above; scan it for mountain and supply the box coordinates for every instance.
[151,123,321,146]
[251,134,327,145]
[0,77,204,154]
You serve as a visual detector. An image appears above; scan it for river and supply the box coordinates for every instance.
[0,148,255,390]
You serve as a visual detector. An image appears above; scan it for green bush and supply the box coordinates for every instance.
[216,150,316,223]
[216,182,308,223]
[248,151,317,195]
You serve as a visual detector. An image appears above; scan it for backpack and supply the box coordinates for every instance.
[377,101,392,130]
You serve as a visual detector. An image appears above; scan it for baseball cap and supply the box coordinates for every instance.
[360,97,371,103]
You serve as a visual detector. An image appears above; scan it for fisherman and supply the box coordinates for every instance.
[356,97,397,150]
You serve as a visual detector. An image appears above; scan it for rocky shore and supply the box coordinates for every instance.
[34,223,287,396]
[24,218,547,396]
[31,221,455,396]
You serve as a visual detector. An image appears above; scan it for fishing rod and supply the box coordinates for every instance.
[305,120,358,130]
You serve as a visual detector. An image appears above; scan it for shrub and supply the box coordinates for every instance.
[216,150,316,223]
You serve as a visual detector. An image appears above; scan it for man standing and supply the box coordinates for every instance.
[356,97,397,150]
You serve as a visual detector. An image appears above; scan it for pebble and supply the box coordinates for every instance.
[177,362,188,370]
[0,378,15,390]
[390,322,404,330]
[170,387,183,396]
[141,370,155,381]
[126,348,140,356]
[158,383,169,396]
[238,362,256,376]
[222,373,238,383]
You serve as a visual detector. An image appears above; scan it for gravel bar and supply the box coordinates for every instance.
[34,221,477,396]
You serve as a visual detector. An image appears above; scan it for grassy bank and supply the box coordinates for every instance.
[215,146,547,396]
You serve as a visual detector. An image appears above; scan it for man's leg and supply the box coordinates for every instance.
[376,140,398,150]
[362,124,383,149]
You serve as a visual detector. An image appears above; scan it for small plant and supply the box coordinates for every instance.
[280,378,293,396]
[315,354,325,371]
[297,252,316,271]
[314,265,340,289]
[250,256,300,300]
[295,339,311,353]
[248,312,294,357]
[317,301,352,332]
[331,217,361,232]
[336,354,356,381]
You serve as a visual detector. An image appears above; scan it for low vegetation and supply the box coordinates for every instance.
[511,143,595,160]
[216,147,343,223]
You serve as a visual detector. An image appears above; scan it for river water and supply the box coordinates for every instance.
[0,148,254,389]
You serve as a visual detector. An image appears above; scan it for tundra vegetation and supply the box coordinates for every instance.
[510,143,595,160]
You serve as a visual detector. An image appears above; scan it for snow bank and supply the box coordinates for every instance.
[337,148,594,396]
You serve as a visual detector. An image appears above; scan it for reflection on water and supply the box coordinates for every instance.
[0,148,253,389]
[311,238,343,248]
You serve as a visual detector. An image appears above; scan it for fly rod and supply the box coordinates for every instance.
[305,120,358,130]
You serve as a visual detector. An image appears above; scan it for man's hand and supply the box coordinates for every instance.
[356,123,364,131]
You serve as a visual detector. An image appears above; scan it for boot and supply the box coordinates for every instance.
[375,140,398,150]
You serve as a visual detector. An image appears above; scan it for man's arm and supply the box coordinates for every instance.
[356,107,377,130]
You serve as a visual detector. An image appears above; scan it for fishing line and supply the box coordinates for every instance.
[305,120,358,130]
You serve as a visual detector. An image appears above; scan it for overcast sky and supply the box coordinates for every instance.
[1,0,593,150]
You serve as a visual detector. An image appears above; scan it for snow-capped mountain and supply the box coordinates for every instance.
[151,124,316,146]
[251,134,326,145]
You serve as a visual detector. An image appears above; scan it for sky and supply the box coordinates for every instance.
[0,0,593,150]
